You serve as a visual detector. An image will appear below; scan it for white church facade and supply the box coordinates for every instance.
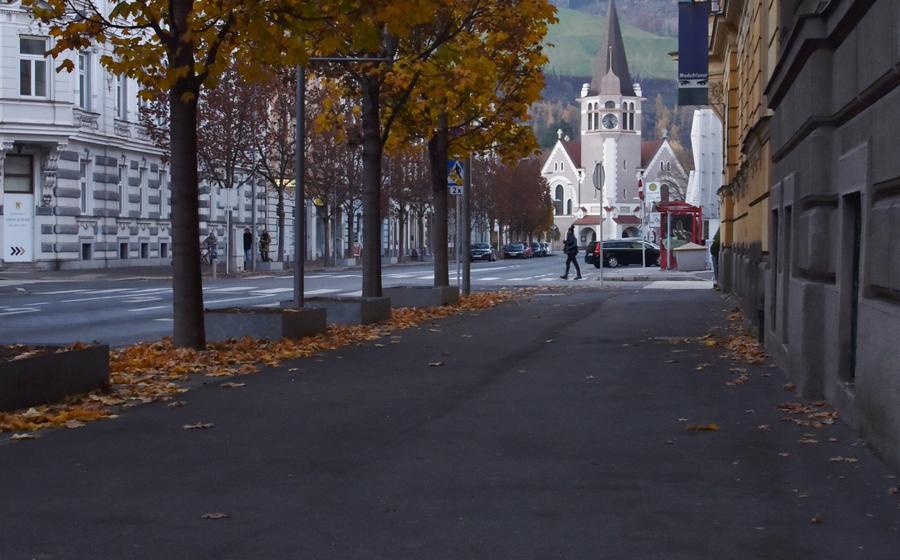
[541,0,688,248]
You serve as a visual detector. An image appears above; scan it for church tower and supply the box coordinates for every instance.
[579,0,644,240]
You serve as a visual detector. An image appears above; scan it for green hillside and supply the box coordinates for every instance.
[545,7,676,79]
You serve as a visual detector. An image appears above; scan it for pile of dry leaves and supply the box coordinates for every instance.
[0,291,515,435]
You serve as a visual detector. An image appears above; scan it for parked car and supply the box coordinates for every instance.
[504,242,533,258]
[585,238,661,268]
[541,242,552,256]
[530,242,543,257]
[470,242,496,262]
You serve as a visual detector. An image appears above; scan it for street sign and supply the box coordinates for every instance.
[448,159,464,195]
[649,212,661,228]
[645,181,662,202]
[3,194,34,262]
[592,162,605,191]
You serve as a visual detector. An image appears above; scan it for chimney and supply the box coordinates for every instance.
[633,83,642,97]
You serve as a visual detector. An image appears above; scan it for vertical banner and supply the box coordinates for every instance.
[3,194,34,262]
[678,0,709,106]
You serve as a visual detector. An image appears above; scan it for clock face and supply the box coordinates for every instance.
[602,113,618,129]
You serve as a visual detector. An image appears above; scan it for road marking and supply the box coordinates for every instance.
[203,286,257,293]
[60,294,150,303]
[386,272,422,278]
[154,318,174,322]
[339,290,362,297]
[0,308,40,317]
[131,288,172,294]
[82,288,133,294]
[128,305,169,312]
[328,274,361,279]
[416,275,435,280]
[254,302,281,308]
[304,288,341,296]
[643,281,715,290]
[250,287,294,295]
[124,297,163,303]
[479,277,501,281]
[34,289,90,295]
[204,294,275,305]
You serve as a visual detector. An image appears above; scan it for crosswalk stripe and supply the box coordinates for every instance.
[250,287,294,294]
[304,288,341,296]
[203,286,257,292]
[339,290,363,297]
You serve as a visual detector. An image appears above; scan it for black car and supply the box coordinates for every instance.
[585,239,661,268]
[470,242,496,261]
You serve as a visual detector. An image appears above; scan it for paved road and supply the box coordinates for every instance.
[2,288,898,559]
[0,256,628,346]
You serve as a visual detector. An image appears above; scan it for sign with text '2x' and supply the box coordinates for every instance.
[447,159,464,195]
[3,194,34,262]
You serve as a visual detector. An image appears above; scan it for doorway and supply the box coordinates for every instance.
[840,193,862,382]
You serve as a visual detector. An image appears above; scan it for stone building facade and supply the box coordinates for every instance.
[712,0,900,469]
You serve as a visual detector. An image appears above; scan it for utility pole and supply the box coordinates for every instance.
[461,154,472,295]
[293,64,306,307]
[251,168,257,272]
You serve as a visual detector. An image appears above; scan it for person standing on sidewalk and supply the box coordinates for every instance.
[243,228,253,265]
[561,224,583,280]
[259,229,271,262]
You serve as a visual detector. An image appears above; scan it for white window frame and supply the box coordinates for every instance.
[19,37,49,98]
[116,75,127,119]
[78,52,90,110]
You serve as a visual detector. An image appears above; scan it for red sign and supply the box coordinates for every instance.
[638,178,644,201]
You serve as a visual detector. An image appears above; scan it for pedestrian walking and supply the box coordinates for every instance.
[259,229,271,263]
[243,227,253,264]
[560,224,582,280]
[710,229,720,289]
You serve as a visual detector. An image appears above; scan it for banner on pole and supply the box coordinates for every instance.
[677,0,709,106]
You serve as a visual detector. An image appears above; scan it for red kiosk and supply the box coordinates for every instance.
[657,201,702,270]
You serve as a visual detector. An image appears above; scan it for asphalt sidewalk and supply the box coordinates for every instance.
[1,288,898,559]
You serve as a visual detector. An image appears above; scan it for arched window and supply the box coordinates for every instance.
[554,185,564,216]
[605,100,615,109]
[566,199,573,215]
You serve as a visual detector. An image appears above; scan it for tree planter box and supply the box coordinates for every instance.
[303,296,391,325]
[334,258,357,267]
[383,286,459,308]
[0,344,109,412]
[205,307,327,342]
[255,261,284,272]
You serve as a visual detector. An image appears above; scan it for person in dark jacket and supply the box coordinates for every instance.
[561,224,583,280]
[259,230,271,262]
[243,228,253,264]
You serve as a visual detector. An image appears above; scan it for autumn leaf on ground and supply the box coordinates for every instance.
[687,423,720,432]
[810,514,824,524]
[428,362,444,367]
[888,487,899,496]
[783,382,796,391]
[798,437,819,444]
[757,424,770,430]
[828,456,858,463]
[778,452,790,457]
[9,433,38,441]
[183,422,214,430]
[219,382,246,389]
[201,512,229,520]
[64,420,86,429]
[167,401,187,408]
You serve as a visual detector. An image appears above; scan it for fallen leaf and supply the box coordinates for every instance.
[64,420,86,429]
[288,368,299,372]
[460,334,473,338]
[687,423,720,432]
[828,456,858,463]
[798,438,819,444]
[374,343,385,348]
[783,382,796,391]
[9,433,38,441]
[810,514,824,524]
[778,452,790,457]
[888,487,899,496]
[167,401,187,408]
[428,362,444,367]
[201,512,229,520]
[757,424,770,430]
[677,417,689,422]
[183,422,214,430]
[219,382,246,389]
[666,360,678,364]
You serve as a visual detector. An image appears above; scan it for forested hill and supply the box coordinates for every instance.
[544,6,676,80]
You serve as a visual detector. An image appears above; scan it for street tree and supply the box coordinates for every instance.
[27,0,335,349]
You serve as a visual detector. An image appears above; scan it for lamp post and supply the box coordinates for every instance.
[592,162,605,287]
[293,57,392,308]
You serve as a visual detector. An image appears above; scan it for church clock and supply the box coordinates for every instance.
[602,113,618,129]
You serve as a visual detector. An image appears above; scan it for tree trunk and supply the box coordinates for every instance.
[360,75,383,297]
[428,114,449,287]
[276,188,285,262]
[169,72,204,346]
[345,207,354,256]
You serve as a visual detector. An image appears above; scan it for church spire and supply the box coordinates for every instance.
[590,0,635,97]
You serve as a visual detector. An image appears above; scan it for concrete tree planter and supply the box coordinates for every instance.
[383,286,459,308]
[304,296,391,325]
[0,344,109,412]
[254,261,284,272]
[205,307,327,342]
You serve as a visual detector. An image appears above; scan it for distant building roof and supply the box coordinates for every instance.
[590,0,635,97]
[574,215,604,226]
[641,140,663,168]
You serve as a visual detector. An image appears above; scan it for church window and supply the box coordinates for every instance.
[554,185,564,216]
[605,100,615,109]
[560,162,564,172]
[566,200,573,215]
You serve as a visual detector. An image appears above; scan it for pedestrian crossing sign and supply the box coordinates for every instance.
[448,159,464,195]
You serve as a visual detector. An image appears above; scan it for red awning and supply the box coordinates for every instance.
[573,215,603,226]
[614,215,641,225]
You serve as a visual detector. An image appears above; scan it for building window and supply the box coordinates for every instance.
[554,185,564,216]
[78,52,90,110]
[560,161,564,172]
[19,37,48,98]
[160,243,169,259]
[605,100,615,109]
[119,243,129,260]
[116,75,127,119]
[566,200,573,215]
[81,243,92,261]
[79,159,89,214]
[3,154,34,193]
